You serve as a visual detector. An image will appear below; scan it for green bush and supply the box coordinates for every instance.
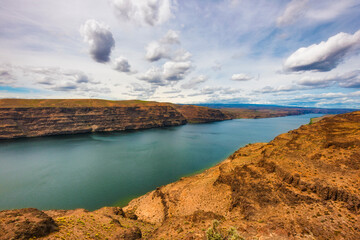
[206,220,244,240]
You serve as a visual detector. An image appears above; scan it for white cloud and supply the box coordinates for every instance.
[80,19,115,63]
[231,73,253,81]
[160,30,180,44]
[137,60,192,86]
[181,75,208,89]
[137,66,165,86]
[277,0,357,27]
[145,41,169,62]
[297,70,360,88]
[172,49,192,62]
[145,30,188,62]
[163,61,192,81]
[110,0,173,26]
[277,0,309,27]
[284,30,360,72]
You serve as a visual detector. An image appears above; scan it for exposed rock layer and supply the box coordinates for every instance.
[173,104,232,123]
[0,99,236,139]
[0,105,187,139]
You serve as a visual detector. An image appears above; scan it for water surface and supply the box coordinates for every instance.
[0,114,321,210]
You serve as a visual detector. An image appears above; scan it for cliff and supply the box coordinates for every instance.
[0,99,187,139]
[173,104,232,123]
[1,111,359,239]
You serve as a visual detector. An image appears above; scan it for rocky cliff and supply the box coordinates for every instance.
[173,104,232,123]
[1,111,359,239]
[0,99,187,139]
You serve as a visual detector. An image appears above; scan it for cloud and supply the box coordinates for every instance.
[231,73,253,81]
[181,75,208,89]
[124,83,157,99]
[338,70,360,88]
[145,41,169,62]
[297,70,360,89]
[160,30,180,44]
[113,57,135,73]
[110,0,173,26]
[297,75,336,88]
[0,64,105,95]
[163,61,192,81]
[277,0,356,27]
[80,19,115,63]
[137,66,165,86]
[277,0,309,27]
[145,30,188,62]
[137,60,192,86]
[188,86,239,97]
[0,65,15,84]
[284,30,360,72]
[255,85,306,94]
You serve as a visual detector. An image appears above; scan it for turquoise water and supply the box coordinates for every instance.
[0,114,321,211]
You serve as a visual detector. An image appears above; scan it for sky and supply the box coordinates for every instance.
[0,0,359,108]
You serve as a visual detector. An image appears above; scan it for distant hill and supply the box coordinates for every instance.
[195,103,358,114]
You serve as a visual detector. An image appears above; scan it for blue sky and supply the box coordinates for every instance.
[0,0,359,108]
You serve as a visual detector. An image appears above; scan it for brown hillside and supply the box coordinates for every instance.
[174,104,231,123]
[124,111,360,239]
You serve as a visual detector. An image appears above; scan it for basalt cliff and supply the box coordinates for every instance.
[0,99,229,140]
[1,111,359,239]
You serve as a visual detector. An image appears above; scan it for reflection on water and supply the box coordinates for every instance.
[0,114,321,210]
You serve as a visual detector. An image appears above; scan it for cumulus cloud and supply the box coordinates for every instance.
[163,61,192,81]
[110,0,173,26]
[277,0,309,27]
[231,73,253,81]
[181,75,208,89]
[284,30,360,72]
[145,41,169,62]
[113,57,135,74]
[137,66,165,86]
[137,60,192,86]
[160,30,180,44]
[80,19,115,63]
[145,30,188,62]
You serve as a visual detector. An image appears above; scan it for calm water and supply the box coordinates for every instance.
[0,114,321,211]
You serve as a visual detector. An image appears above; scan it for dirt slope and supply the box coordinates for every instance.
[124,111,360,239]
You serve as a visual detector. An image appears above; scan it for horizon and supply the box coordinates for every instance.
[0,0,360,108]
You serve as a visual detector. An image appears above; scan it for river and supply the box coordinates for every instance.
[0,114,322,210]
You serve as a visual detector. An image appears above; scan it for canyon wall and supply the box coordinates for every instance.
[0,105,187,139]
[173,104,232,123]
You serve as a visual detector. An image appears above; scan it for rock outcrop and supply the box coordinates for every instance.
[0,208,58,240]
[173,104,232,123]
[0,100,187,139]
